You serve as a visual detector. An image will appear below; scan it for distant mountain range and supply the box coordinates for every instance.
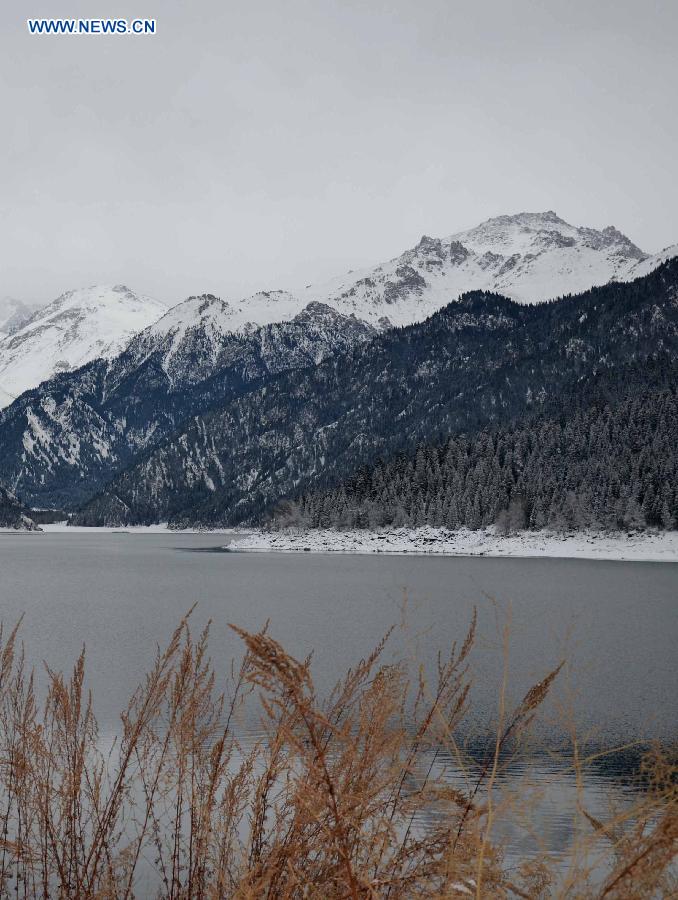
[74,258,678,527]
[0,211,676,529]
[1,212,675,408]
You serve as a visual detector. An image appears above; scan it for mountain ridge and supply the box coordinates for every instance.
[293,210,673,327]
[2,211,674,410]
[0,284,170,408]
[0,302,376,509]
[0,296,43,338]
[72,257,678,528]
[1,211,676,520]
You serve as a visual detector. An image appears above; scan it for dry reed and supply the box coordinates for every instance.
[0,612,674,898]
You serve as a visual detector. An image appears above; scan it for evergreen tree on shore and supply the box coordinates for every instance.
[269,382,678,533]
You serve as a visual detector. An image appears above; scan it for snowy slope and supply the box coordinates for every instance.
[0,385,16,407]
[132,212,675,354]
[0,296,43,337]
[0,285,169,408]
[1,212,674,408]
[622,243,678,282]
[127,290,309,382]
[296,211,676,327]
[71,257,678,529]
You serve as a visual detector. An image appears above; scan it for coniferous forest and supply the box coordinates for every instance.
[269,365,678,532]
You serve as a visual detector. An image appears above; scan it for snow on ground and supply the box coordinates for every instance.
[623,242,678,281]
[38,522,235,534]
[22,524,678,561]
[40,522,173,533]
[0,383,16,407]
[227,526,678,562]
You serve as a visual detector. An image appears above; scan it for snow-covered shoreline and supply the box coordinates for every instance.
[7,524,678,562]
[226,526,678,562]
[37,523,237,534]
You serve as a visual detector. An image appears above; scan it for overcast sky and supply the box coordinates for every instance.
[1,0,676,306]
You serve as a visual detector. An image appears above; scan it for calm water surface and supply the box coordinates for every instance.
[1,530,676,862]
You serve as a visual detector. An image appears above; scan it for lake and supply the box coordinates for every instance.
[1,530,676,863]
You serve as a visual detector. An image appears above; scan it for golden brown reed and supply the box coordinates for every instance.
[0,611,674,899]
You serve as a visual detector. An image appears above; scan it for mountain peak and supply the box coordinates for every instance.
[0,284,169,407]
[296,210,670,326]
[448,210,647,262]
[484,210,567,227]
[599,224,644,252]
[0,296,42,336]
[292,301,376,332]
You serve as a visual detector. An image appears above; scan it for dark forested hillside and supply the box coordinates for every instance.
[74,259,678,528]
[269,365,678,532]
[0,302,374,509]
[0,485,39,531]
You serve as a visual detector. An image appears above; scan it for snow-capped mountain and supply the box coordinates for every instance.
[0,285,169,408]
[0,296,43,338]
[125,290,310,385]
[1,212,673,410]
[0,300,375,509]
[126,293,375,386]
[297,211,674,326]
[109,211,673,357]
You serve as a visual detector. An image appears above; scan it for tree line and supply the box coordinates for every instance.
[269,385,678,533]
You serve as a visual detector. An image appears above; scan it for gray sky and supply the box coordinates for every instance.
[1,0,676,306]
